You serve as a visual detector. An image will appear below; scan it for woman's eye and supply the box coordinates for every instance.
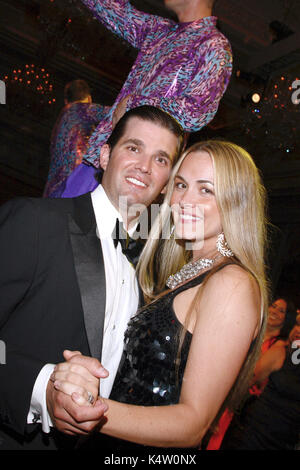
[200,187,212,195]
[128,146,138,152]
[175,182,186,189]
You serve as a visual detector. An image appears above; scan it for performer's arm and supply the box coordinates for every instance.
[125,38,233,133]
[81,0,165,49]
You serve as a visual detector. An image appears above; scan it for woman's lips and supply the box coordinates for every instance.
[178,213,203,222]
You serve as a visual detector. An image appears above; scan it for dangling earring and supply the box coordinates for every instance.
[216,232,234,257]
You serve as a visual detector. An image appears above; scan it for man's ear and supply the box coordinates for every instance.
[99,144,111,171]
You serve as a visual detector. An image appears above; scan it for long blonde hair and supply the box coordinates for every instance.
[137,140,270,431]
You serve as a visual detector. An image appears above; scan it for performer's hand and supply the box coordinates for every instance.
[46,380,108,436]
[112,95,131,128]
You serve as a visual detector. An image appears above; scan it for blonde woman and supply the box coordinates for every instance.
[51,140,269,450]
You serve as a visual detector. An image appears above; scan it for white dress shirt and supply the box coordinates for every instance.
[27,185,139,432]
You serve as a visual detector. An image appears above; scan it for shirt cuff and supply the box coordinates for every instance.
[27,363,55,433]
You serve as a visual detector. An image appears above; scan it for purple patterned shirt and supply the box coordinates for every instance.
[81,0,233,167]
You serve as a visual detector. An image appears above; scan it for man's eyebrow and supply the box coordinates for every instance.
[122,138,172,161]
[157,149,171,161]
[122,138,144,147]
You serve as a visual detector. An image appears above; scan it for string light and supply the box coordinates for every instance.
[1,64,56,117]
[1,64,55,103]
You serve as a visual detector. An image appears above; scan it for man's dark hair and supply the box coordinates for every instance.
[107,105,184,163]
[64,79,91,103]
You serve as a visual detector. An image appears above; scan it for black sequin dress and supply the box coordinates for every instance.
[109,272,209,406]
[80,271,209,452]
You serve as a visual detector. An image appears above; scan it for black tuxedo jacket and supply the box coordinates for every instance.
[0,193,108,449]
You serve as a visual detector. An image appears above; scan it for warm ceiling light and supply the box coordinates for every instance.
[251,92,261,103]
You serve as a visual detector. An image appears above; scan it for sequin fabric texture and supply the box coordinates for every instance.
[80,0,233,167]
[110,272,209,406]
[43,102,107,197]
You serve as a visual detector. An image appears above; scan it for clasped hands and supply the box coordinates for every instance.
[46,350,109,436]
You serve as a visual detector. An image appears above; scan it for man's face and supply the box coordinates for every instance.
[101,117,179,218]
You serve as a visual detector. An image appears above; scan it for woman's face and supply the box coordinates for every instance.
[268,298,287,328]
[170,150,222,252]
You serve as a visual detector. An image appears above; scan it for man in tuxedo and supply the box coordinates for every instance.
[0,105,183,449]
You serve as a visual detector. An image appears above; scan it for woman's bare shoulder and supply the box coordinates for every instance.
[206,263,257,291]
[200,264,260,326]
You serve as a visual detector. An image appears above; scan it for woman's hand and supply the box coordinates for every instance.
[50,350,109,406]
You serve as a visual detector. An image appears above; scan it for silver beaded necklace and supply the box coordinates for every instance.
[166,256,219,290]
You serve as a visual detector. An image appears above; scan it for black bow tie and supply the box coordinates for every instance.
[112,219,143,267]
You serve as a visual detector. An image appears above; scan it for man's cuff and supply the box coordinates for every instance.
[27,363,55,433]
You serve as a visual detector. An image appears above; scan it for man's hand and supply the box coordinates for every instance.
[46,380,108,436]
[46,351,109,435]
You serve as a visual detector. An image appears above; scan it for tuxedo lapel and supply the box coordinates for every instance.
[68,193,106,360]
